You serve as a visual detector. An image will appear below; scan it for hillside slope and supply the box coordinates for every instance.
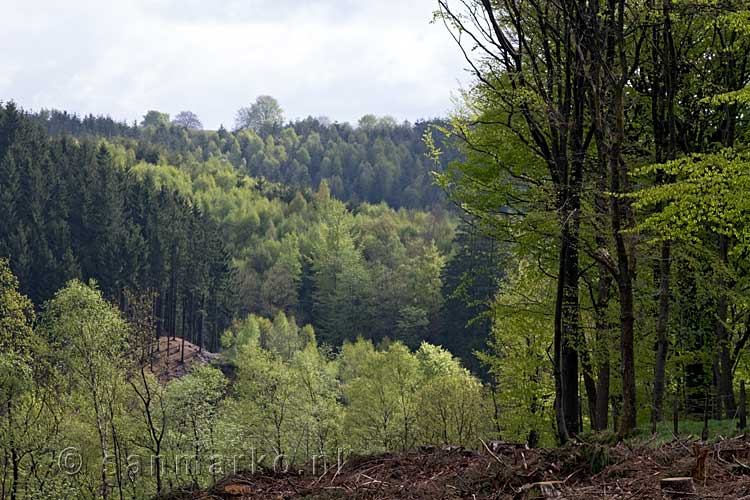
[150,336,218,382]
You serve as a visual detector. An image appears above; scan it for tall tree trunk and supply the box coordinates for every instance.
[554,202,582,442]
[93,401,110,500]
[716,234,735,417]
[594,265,612,431]
[580,345,599,430]
[553,237,571,443]
[557,19,587,439]
[595,358,610,431]
[181,291,190,364]
[593,0,637,437]
[198,293,205,353]
[615,260,636,435]
[108,399,124,500]
[610,95,637,436]
[653,240,671,426]
[592,110,612,433]
[7,402,18,500]
[561,230,581,439]
[181,294,187,341]
[650,0,677,428]
[10,448,17,500]
[469,0,587,444]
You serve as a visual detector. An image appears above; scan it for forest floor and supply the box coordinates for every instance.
[164,434,750,499]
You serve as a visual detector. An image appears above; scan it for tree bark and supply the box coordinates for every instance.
[716,234,736,418]
[554,200,582,442]
[580,345,599,431]
[594,266,611,431]
[610,108,637,435]
[650,0,676,425]
[616,261,637,435]
[449,0,588,444]
[740,380,747,430]
[583,0,637,436]
[653,240,671,425]
[557,16,587,438]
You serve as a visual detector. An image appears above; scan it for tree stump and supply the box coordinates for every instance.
[660,477,695,498]
[740,380,747,431]
[523,481,563,498]
[691,445,709,481]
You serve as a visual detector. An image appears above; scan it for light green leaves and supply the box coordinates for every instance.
[634,150,750,252]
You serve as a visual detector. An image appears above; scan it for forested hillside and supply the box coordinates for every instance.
[30,100,459,209]
[0,99,507,498]
[1,102,503,354]
[6,0,750,498]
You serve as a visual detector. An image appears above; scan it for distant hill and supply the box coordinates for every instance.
[29,109,461,209]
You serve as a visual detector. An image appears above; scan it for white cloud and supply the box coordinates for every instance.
[0,0,468,129]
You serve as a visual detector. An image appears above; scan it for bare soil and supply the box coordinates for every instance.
[150,336,217,382]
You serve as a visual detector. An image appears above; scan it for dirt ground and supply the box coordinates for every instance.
[151,336,218,382]
[162,434,750,499]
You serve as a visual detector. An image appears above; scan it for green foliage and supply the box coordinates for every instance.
[42,280,129,383]
[31,108,459,210]
[221,314,262,360]
[0,259,49,498]
[164,365,227,486]
[172,110,203,130]
[310,200,370,344]
[289,342,342,457]
[0,266,493,499]
[342,339,492,453]
[226,327,340,464]
[434,0,750,442]
[234,95,284,132]
[478,260,556,446]
[141,110,170,128]
[0,104,235,352]
[115,146,456,349]
[416,343,489,446]
[40,280,132,498]
[0,257,35,374]
[634,150,750,252]
[437,219,505,377]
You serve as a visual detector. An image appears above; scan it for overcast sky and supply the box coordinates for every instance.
[0,0,469,129]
